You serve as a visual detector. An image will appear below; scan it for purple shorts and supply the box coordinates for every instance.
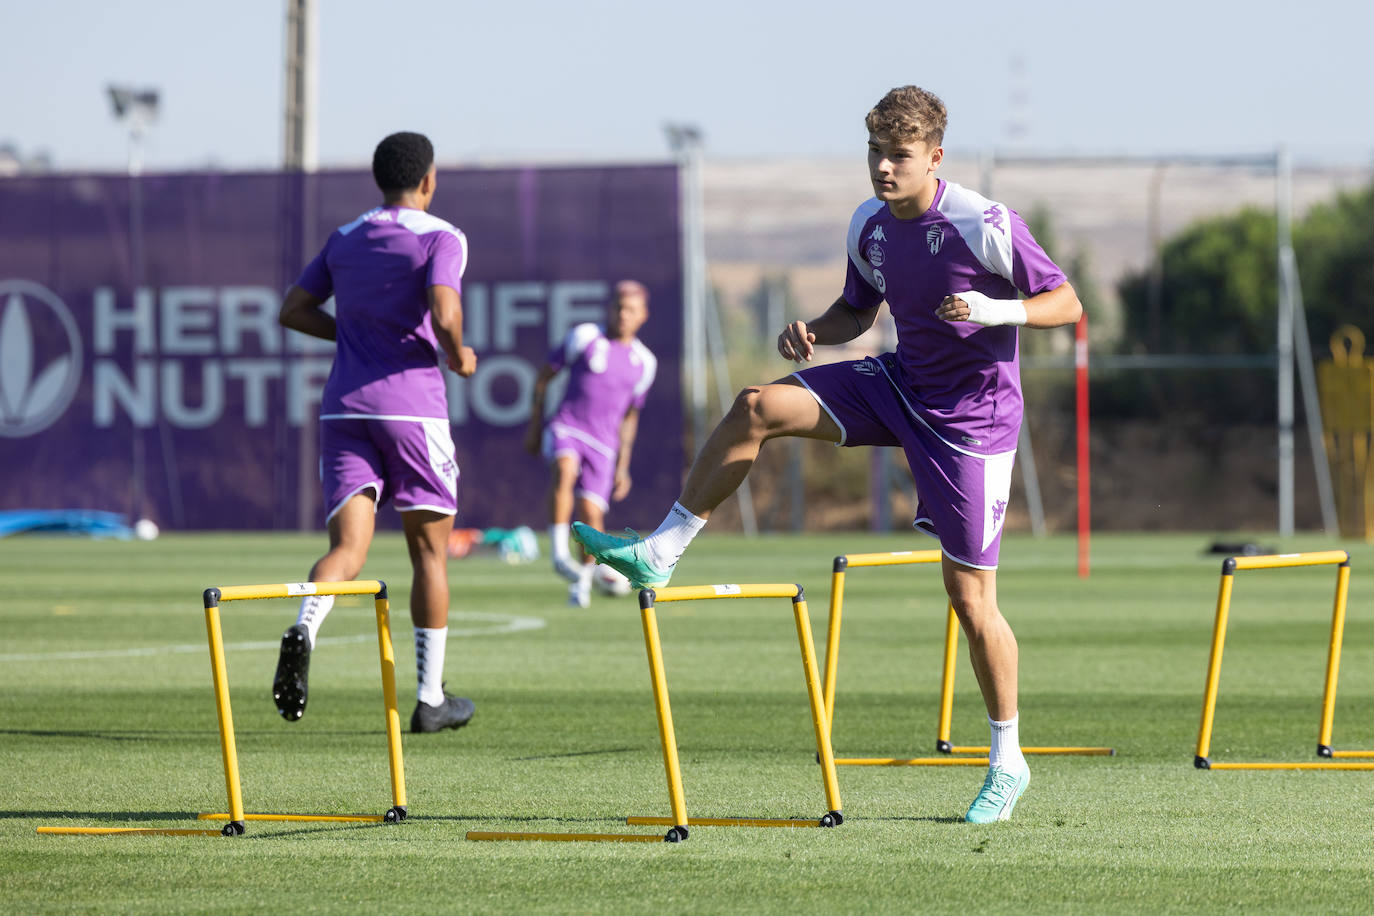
[542,421,616,510]
[792,354,1015,569]
[320,417,459,522]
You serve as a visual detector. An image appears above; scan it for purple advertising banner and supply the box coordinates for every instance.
[0,165,683,530]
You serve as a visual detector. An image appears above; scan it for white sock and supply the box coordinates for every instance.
[642,502,706,570]
[550,523,572,566]
[988,713,1027,773]
[414,626,448,706]
[577,562,595,589]
[295,595,335,649]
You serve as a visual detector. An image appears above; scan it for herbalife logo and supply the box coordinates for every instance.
[0,280,82,438]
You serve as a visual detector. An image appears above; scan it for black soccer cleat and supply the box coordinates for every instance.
[272,624,311,721]
[410,692,475,733]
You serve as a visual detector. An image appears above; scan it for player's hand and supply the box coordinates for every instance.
[612,470,632,502]
[523,426,541,456]
[449,346,478,377]
[778,320,817,362]
[936,295,970,322]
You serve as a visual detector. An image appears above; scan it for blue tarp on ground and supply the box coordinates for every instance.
[0,510,133,539]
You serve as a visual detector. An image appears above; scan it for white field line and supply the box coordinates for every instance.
[0,612,545,663]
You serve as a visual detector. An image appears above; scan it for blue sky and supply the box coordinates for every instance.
[3,0,1370,171]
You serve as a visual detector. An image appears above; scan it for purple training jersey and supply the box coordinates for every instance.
[296,206,469,420]
[547,323,657,451]
[841,180,1065,455]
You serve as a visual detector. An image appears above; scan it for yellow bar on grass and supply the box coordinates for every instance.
[1329,750,1374,758]
[466,831,665,843]
[628,816,823,828]
[836,756,989,766]
[198,812,385,823]
[1206,761,1374,771]
[948,745,1115,756]
[212,580,384,603]
[37,827,224,836]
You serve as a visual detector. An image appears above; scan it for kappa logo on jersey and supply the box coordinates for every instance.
[851,360,879,376]
[926,226,944,255]
[866,243,885,267]
[0,279,83,438]
[868,226,886,243]
[982,205,1006,234]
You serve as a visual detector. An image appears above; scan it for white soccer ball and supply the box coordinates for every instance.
[133,518,160,541]
[593,564,632,596]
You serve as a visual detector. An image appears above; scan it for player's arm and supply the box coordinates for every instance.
[429,284,477,376]
[612,407,640,501]
[777,296,879,363]
[936,281,1082,329]
[279,285,336,340]
[523,363,559,455]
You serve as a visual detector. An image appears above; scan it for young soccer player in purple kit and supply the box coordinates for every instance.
[576,86,1082,821]
[524,281,656,607]
[272,131,479,734]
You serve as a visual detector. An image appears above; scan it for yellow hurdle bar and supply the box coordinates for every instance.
[467,831,669,843]
[628,816,826,828]
[632,583,843,840]
[36,827,225,837]
[946,745,1115,756]
[1195,551,1360,770]
[196,580,407,836]
[823,552,1114,763]
[836,757,989,767]
[197,813,386,823]
[1205,761,1374,771]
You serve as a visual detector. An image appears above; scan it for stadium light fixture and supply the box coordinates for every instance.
[106,84,159,175]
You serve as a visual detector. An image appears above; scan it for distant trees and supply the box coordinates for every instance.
[1116,181,1374,357]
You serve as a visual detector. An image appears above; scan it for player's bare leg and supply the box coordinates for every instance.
[945,558,1029,822]
[402,508,473,732]
[273,491,376,721]
[575,379,839,586]
[547,454,582,582]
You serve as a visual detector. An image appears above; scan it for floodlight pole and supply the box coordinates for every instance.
[107,85,161,527]
[1276,146,1295,538]
[285,0,319,530]
[665,124,708,456]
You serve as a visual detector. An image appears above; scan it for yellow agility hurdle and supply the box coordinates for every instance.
[37,580,407,838]
[1195,551,1372,770]
[822,550,1114,766]
[468,582,842,844]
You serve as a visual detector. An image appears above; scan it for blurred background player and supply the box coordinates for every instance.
[273,131,479,734]
[523,281,656,607]
[576,87,1082,821]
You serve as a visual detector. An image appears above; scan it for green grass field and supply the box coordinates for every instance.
[3,531,1373,913]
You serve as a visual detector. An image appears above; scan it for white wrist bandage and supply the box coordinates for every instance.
[957,290,1027,327]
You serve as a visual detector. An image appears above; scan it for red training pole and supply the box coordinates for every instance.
[1075,313,1090,579]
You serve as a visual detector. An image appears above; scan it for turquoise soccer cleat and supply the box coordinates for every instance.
[570,523,674,589]
[964,765,1030,824]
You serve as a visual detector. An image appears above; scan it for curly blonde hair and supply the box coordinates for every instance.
[865,86,947,147]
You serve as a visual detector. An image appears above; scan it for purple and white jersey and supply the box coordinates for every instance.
[842,179,1065,456]
[547,323,656,452]
[296,206,469,420]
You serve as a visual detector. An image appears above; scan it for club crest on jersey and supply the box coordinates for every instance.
[926,226,944,255]
[866,243,885,267]
[851,360,879,376]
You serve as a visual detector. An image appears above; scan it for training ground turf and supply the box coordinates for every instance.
[2,531,1373,912]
